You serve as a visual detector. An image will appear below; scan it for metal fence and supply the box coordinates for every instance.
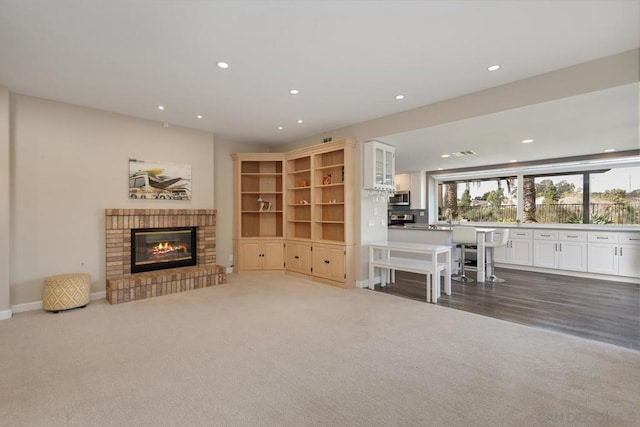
[455,203,640,224]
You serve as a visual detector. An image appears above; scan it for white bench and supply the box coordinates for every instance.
[368,242,452,303]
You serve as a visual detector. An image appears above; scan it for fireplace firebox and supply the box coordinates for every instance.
[131,227,197,273]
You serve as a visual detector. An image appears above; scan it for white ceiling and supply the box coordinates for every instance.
[0,1,638,167]
[383,82,640,172]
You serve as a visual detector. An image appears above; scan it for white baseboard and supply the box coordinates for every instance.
[11,290,107,315]
[11,300,42,314]
[355,279,368,289]
[0,309,12,320]
[356,277,379,289]
[495,263,640,284]
[90,291,106,300]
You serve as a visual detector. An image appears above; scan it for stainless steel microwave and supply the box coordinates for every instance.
[389,191,410,206]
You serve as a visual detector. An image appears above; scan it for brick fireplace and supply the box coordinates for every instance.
[105,209,226,304]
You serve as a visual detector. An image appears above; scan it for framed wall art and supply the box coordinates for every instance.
[128,159,192,201]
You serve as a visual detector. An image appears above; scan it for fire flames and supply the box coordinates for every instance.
[150,242,188,255]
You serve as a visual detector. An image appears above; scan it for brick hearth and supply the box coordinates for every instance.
[105,209,226,304]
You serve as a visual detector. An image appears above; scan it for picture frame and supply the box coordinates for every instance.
[129,159,192,201]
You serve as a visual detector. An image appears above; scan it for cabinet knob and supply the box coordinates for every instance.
[294,255,299,259]
[324,260,330,264]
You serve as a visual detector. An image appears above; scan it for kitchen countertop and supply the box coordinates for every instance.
[389,223,640,232]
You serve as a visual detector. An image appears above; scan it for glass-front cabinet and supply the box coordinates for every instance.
[363,140,395,191]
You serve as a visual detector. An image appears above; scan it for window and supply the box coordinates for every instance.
[529,174,584,224]
[438,177,517,223]
[434,158,640,225]
[588,166,640,224]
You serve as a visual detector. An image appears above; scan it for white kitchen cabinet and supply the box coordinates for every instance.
[363,140,395,191]
[393,172,425,209]
[618,240,640,277]
[395,173,410,191]
[409,172,426,209]
[558,233,588,272]
[587,232,618,275]
[589,232,640,278]
[533,230,587,272]
[493,229,533,266]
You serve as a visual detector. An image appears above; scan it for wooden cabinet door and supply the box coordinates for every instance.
[239,241,262,271]
[313,244,345,282]
[262,240,284,270]
[286,241,311,275]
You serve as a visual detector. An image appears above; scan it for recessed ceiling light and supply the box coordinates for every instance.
[196,115,203,119]
[289,89,299,95]
[441,154,450,158]
[487,65,500,71]
[395,95,405,100]
[521,139,534,143]
[157,105,165,110]
[217,61,229,69]
[277,126,284,130]
[297,119,303,124]
[509,160,518,163]
[604,148,616,153]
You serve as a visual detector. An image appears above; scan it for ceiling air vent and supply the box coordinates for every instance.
[452,150,476,157]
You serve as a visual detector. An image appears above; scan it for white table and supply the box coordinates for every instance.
[368,241,451,303]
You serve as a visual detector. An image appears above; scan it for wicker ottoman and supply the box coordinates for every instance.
[43,273,91,312]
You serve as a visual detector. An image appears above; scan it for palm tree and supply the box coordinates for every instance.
[445,183,458,219]
[523,176,537,222]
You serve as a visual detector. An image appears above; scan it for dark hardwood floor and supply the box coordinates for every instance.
[374,268,640,350]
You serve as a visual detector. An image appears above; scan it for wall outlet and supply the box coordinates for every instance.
[420,211,425,216]
[368,219,375,227]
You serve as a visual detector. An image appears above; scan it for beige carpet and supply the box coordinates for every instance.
[1,273,638,427]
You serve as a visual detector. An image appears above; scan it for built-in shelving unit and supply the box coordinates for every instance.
[232,153,285,272]
[283,139,356,287]
[314,147,346,243]
[285,155,312,240]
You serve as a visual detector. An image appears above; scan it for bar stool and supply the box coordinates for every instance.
[452,226,477,283]
[484,229,509,282]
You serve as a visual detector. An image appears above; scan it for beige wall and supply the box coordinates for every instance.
[9,95,214,306]
[0,87,9,316]
[213,138,271,271]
